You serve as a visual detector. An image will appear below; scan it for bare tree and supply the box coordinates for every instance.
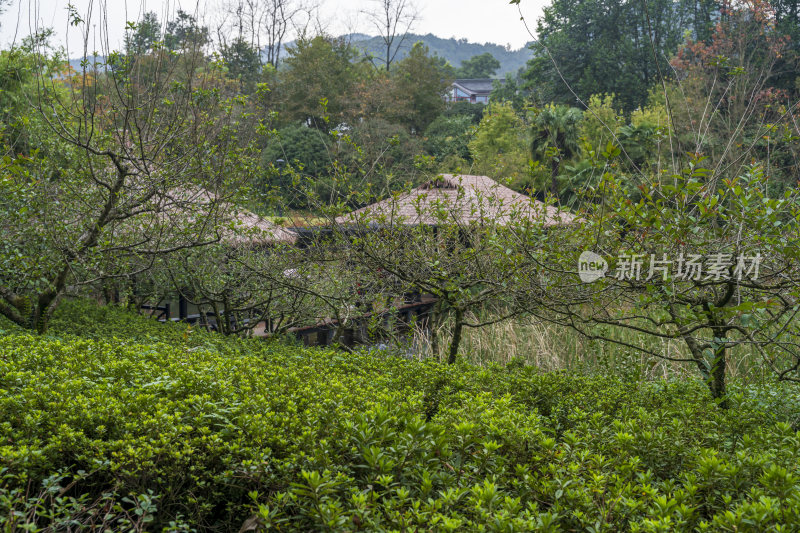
[362,0,419,71]
[215,0,316,67]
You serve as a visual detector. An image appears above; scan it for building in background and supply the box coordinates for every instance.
[447,79,495,104]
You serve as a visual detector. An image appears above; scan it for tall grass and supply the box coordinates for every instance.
[407,313,776,385]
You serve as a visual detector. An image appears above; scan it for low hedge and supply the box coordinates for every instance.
[0,301,799,531]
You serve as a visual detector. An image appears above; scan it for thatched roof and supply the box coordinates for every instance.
[160,187,297,246]
[336,174,576,227]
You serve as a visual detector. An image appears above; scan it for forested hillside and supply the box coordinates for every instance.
[342,32,533,76]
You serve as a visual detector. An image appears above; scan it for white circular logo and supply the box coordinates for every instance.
[578,251,608,283]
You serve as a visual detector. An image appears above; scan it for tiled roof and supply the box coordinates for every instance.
[337,174,576,227]
[452,79,496,95]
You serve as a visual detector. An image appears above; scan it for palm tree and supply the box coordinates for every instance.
[530,104,583,199]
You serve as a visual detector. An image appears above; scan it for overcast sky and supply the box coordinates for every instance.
[0,0,548,55]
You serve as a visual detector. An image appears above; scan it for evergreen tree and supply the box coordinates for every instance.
[523,0,696,111]
[392,42,453,133]
[164,10,210,52]
[456,52,501,78]
[530,104,582,197]
[124,12,161,56]
[220,37,262,93]
[278,36,362,129]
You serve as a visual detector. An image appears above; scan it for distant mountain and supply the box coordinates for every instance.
[67,34,533,79]
[67,55,107,72]
[354,33,532,77]
[280,33,533,77]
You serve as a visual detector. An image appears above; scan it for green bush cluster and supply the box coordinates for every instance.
[1,302,799,531]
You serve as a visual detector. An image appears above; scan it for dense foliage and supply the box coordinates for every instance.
[3,1,800,530]
[523,0,706,111]
[1,302,800,531]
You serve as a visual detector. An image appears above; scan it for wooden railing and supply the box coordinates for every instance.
[290,295,437,348]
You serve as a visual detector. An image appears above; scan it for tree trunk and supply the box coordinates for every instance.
[709,343,728,408]
[671,303,729,408]
[222,293,234,335]
[708,319,729,409]
[2,166,130,334]
[428,299,442,357]
[448,308,464,365]
[102,281,115,305]
[207,302,220,333]
[30,264,71,333]
[684,334,729,408]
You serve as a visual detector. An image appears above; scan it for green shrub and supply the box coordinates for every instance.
[1,303,799,531]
